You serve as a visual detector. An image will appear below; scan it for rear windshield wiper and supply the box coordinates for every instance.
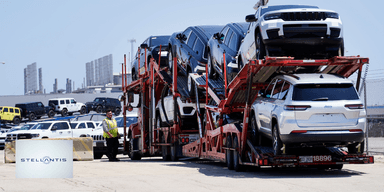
[312,97,329,101]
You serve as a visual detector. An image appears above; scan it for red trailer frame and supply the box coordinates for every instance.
[182,56,374,171]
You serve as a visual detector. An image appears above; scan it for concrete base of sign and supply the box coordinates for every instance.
[4,137,94,163]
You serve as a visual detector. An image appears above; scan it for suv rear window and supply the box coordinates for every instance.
[292,83,359,101]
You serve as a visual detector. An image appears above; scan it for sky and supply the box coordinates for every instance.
[0,0,384,105]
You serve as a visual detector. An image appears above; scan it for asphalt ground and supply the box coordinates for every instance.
[0,137,383,192]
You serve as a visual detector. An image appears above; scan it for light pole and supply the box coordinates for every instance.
[128,39,136,71]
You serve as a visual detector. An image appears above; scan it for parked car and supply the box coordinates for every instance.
[15,102,55,121]
[250,74,366,155]
[206,22,249,83]
[238,4,343,69]
[70,120,98,137]
[131,35,171,81]
[0,106,21,125]
[9,122,38,132]
[168,25,223,94]
[89,112,138,159]
[85,97,122,116]
[6,121,72,141]
[48,98,87,117]
[0,129,9,149]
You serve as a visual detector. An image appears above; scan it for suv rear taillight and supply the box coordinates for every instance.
[345,104,364,109]
[284,105,311,111]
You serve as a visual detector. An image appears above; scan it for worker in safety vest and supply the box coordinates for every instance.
[102,110,120,161]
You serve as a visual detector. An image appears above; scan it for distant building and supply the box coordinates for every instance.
[24,62,38,94]
[53,78,58,94]
[38,68,43,94]
[66,78,72,93]
[85,54,113,87]
[113,72,131,86]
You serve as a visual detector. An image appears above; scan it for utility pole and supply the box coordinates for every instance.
[128,39,136,72]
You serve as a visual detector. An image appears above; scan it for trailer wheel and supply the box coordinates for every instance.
[272,124,283,156]
[171,143,179,161]
[233,136,242,172]
[130,138,141,160]
[331,164,343,170]
[94,152,103,159]
[226,135,234,170]
[348,141,365,154]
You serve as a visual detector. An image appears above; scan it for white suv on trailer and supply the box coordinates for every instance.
[48,98,87,117]
[250,74,366,155]
[238,4,343,67]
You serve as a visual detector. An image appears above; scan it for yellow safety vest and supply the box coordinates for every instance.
[103,118,118,138]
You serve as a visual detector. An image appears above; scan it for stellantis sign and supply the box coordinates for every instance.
[16,140,73,178]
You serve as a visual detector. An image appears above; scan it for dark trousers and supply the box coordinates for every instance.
[106,137,119,160]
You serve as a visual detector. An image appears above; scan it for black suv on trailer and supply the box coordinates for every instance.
[15,102,55,121]
[86,97,122,116]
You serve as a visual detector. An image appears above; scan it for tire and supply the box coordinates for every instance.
[29,113,36,121]
[13,117,20,125]
[61,108,68,117]
[129,138,141,160]
[114,108,121,116]
[233,136,242,172]
[94,152,103,159]
[256,33,266,60]
[132,70,137,81]
[226,135,234,170]
[171,143,179,161]
[48,110,55,118]
[272,124,283,156]
[250,115,260,146]
[96,106,103,113]
[80,106,86,114]
[331,164,343,170]
[207,53,216,79]
[348,141,365,154]
[168,47,173,76]
[188,72,195,97]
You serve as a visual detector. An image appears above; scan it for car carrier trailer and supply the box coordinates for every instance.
[121,45,374,170]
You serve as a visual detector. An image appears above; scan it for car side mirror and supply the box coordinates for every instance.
[245,14,257,22]
[51,126,57,131]
[259,90,265,97]
[141,43,148,49]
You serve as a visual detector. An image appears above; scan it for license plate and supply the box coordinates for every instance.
[299,155,332,163]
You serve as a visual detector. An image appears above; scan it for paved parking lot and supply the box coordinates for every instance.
[0,138,383,192]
